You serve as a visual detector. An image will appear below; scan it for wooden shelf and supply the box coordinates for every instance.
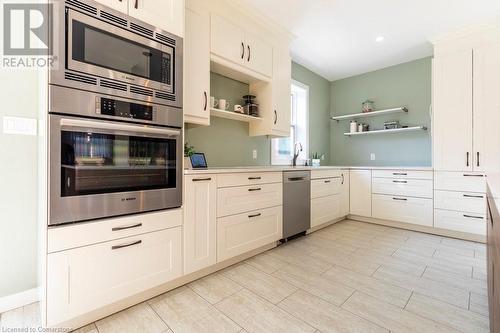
[344,126,427,136]
[210,108,262,122]
[331,107,408,121]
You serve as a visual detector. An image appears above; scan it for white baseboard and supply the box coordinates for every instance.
[0,288,40,313]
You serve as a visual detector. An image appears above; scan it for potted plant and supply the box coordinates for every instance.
[184,143,196,169]
[311,152,325,167]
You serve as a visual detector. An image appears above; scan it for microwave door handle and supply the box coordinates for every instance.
[60,118,181,137]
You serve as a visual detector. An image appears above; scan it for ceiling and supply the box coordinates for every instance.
[239,0,500,81]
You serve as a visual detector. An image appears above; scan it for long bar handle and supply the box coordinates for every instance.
[112,240,142,250]
[393,197,408,201]
[248,213,261,219]
[463,214,483,220]
[112,223,142,232]
[463,194,484,199]
[60,118,181,137]
[463,174,484,177]
[192,178,212,182]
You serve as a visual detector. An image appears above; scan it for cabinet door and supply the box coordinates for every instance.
[433,50,473,171]
[272,49,291,135]
[184,6,210,126]
[95,0,128,14]
[129,0,184,37]
[311,194,340,228]
[211,14,245,65]
[349,170,371,217]
[184,176,216,274]
[46,228,182,326]
[245,32,273,77]
[340,171,350,217]
[373,194,433,227]
[473,43,500,172]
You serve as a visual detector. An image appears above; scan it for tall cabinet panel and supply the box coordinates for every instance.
[473,43,500,173]
[433,50,473,171]
[272,49,291,135]
[184,4,211,125]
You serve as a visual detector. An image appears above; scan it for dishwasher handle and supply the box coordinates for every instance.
[286,177,307,182]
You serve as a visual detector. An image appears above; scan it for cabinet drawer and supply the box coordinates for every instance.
[311,194,340,228]
[434,171,486,192]
[311,169,342,180]
[372,194,433,226]
[373,170,433,180]
[372,177,433,198]
[434,190,486,214]
[48,209,182,253]
[434,209,486,235]
[311,177,341,199]
[217,183,282,217]
[217,172,282,188]
[217,206,282,261]
[47,227,182,326]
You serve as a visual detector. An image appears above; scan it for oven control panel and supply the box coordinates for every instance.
[96,97,153,121]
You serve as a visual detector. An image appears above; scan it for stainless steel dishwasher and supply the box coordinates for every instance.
[282,170,311,239]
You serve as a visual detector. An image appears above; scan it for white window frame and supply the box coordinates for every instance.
[271,80,309,165]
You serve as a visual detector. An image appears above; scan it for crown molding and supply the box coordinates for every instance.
[429,16,500,45]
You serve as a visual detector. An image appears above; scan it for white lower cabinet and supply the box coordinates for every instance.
[46,227,182,326]
[372,194,433,227]
[350,170,372,217]
[340,171,350,217]
[311,177,341,199]
[217,183,282,217]
[434,209,486,235]
[217,206,282,262]
[434,171,486,192]
[311,194,341,228]
[184,175,217,275]
[372,177,433,198]
[434,190,486,215]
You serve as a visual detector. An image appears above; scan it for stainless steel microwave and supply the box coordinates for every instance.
[49,0,183,108]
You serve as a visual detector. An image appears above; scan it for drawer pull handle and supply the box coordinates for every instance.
[463,174,484,177]
[463,214,483,220]
[393,173,407,176]
[112,223,142,231]
[248,177,262,180]
[393,180,408,184]
[192,178,212,182]
[112,240,142,250]
[324,180,331,183]
[463,194,484,199]
[248,188,262,192]
[393,197,408,201]
[248,213,261,218]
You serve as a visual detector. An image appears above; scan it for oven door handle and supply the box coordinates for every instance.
[60,118,181,137]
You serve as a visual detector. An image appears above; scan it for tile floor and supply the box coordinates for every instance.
[0,220,490,333]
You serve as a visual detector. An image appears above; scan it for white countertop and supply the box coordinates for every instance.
[184,165,433,175]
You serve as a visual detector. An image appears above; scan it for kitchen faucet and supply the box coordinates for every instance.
[292,142,303,167]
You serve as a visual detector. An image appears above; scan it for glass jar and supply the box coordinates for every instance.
[362,100,374,113]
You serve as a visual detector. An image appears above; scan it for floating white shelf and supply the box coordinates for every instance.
[331,107,408,121]
[344,126,427,136]
[210,108,262,122]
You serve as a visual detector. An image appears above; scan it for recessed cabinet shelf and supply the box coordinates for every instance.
[344,126,427,136]
[331,107,408,121]
[210,108,262,122]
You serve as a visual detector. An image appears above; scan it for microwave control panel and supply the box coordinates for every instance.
[97,97,153,121]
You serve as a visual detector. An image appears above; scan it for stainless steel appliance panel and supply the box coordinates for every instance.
[283,171,311,238]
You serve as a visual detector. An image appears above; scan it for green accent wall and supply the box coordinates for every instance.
[330,57,432,166]
[185,64,332,167]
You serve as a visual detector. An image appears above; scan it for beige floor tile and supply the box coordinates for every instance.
[272,264,354,306]
[96,303,168,333]
[278,290,389,333]
[423,267,487,296]
[473,266,487,281]
[342,291,462,333]
[188,273,243,304]
[267,251,332,275]
[433,250,487,269]
[405,293,489,333]
[393,248,473,276]
[150,287,240,333]
[440,238,486,252]
[470,292,489,317]
[405,238,475,258]
[352,249,427,276]
[302,233,358,254]
[244,251,288,274]
[71,323,99,333]
[0,303,41,329]
[309,250,381,276]
[222,263,297,304]
[323,266,412,308]
[373,266,470,309]
[215,289,315,333]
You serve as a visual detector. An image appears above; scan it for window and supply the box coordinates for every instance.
[271,80,309,165]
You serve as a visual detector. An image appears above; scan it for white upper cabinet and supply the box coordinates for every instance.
[184,4,210,125]
[211,15,246,66]
[128,0,184,37]
[433,50,473,171]
[272,49,291,135]
[473,42,500,173]
[95,0,128,13]
[244,32,273,77]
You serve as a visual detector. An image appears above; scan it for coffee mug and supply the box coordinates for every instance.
[210,96,218,108]
[219,99,230,110]
[234,105,244,113]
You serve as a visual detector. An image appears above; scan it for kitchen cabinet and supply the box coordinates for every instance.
[244,31,273,78]
[433,50,473,171]
[311,195,341,228]
[46,227,182,326]
[434,209,485,235]
[271,49,292,136]
[184,175,217,274]
[372,177,433,199]
[184,4,210,125]
[340,171,350,217]
[95,0,128,13]
[311,177,341,199]
[217,183,282,218]
[372,194,433,227]
[350,170,372,217]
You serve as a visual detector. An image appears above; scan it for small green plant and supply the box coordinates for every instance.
[312,152,325,160]
[184,143,196,157]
